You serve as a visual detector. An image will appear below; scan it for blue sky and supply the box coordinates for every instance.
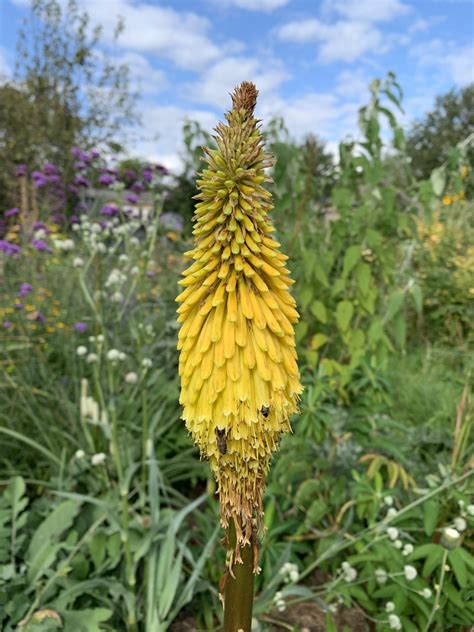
[1,0,473,169]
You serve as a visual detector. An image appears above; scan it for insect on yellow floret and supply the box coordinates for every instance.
[176,81,302,566]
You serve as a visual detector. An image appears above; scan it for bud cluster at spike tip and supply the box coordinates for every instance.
[176,81,303,564]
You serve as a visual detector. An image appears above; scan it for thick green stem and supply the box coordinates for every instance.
[224,521,254,632]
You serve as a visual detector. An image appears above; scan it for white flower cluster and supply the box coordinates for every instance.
[388,613,402,630]
[79,379,108,426]
[341,561,357,582]
[279,562,299,584]
[105,268,127,288]
[107,348,126,362]
[53,238,75,251]
[273,591,285,612]
[375,567,388,585]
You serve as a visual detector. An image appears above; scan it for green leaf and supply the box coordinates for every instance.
[386,290,405,321]
[311,300,327,324]
[411,284,423,315]
[430,166,446,196]
[295,480,320,507]
[444,582,464,609]
[311,333,328,350]
[356,263,372,295]
[423,500,439,536]
[62,608,112,632]
[342,245,361,278]
[27,499,81,583]
[324,612,337,632]
[448,548,468,588]
[305,499,327,526]
[336,301,354,331]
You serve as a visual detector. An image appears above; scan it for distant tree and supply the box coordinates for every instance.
[0,0,140,209]
[406,84,474,180]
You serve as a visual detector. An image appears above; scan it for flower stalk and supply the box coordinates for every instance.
[176,81,302,626]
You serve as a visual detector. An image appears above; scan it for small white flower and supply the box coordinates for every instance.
[118,351,126,361]
[89,336,96,343]
[34,228,46,240]
[421,588,432,599]
[388,613,402,630]
[73,257,84,268]
[466,504,474,516]
[404,565,417,581]
[403,543,414,556]
[91,223,101,233]
[97,334,104,343]
[387,507,398,518]
[384,496,394,506]
[62,239,75,251]
[72,223,80,232]
[119,254,129,263]
[74,449,85,460]
[91,452,106,465]
[387,527,399,541]
[111,291,124,303]
[107,349,121,361]
[444,527,461,540]
[394,539,403,549]
[131,266,140,276]
[86,353,98,364]
[125,371,138,384]
[142,358,152,368]
[385,601,395,613]
[96,242,107,253]
[76,345,88,357]
[454,517,467,532]
[375,568,388,585]
[274,591,283,602]
[289,569,299,583]
[341,562,357,582]
[130,236,140,246]
[276,599,286,612]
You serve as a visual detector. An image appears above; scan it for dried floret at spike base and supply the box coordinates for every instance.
[176,81,303,568]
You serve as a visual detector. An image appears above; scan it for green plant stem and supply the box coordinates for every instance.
[224,521,255,632]
[423,549,448,632]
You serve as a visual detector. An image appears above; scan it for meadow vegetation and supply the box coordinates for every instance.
[0,16,473,631]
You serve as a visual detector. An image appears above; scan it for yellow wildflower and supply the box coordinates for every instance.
[442,195,451,206]
[176,82,302,560]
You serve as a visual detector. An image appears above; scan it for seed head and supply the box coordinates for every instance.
[176,81,302,563]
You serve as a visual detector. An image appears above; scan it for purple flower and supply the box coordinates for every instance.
[5,208,20,218]
[90,149,100,159]
[131,181,145,193]
[31,239,50,252]
[146,270,157,279]
[156,164,169,175]
[32,222,46,231]
[43,163,59,176]
[100,204,119,217]
[17,283,33,297]
[13,303,24,310]
[125,193,139,204]
[106,167,118,176]
[98,174,115,186]
[35,312,45,323]
[0,240,22,256]
[143,167,153,183]
[124,169,136,180]
[3,321,13,329]
[32,171,47,188]
[74,175,90,188]
[74,322,88,332]
[71,147,83,158]
[74,160,87,171]
[46,174,61,184]
[15,164,27,177]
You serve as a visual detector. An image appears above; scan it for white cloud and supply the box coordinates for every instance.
[221,0,291,10]
[335,68,371,97]
[80,0,220,71]
[115,51,167,95]
[278,18,385,62]
[327,0,410,23]
[410,39,474,86]
[187,56,289,109]
[129,103,216,170]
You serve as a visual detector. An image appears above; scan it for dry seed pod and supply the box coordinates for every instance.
[176,81,302,566]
